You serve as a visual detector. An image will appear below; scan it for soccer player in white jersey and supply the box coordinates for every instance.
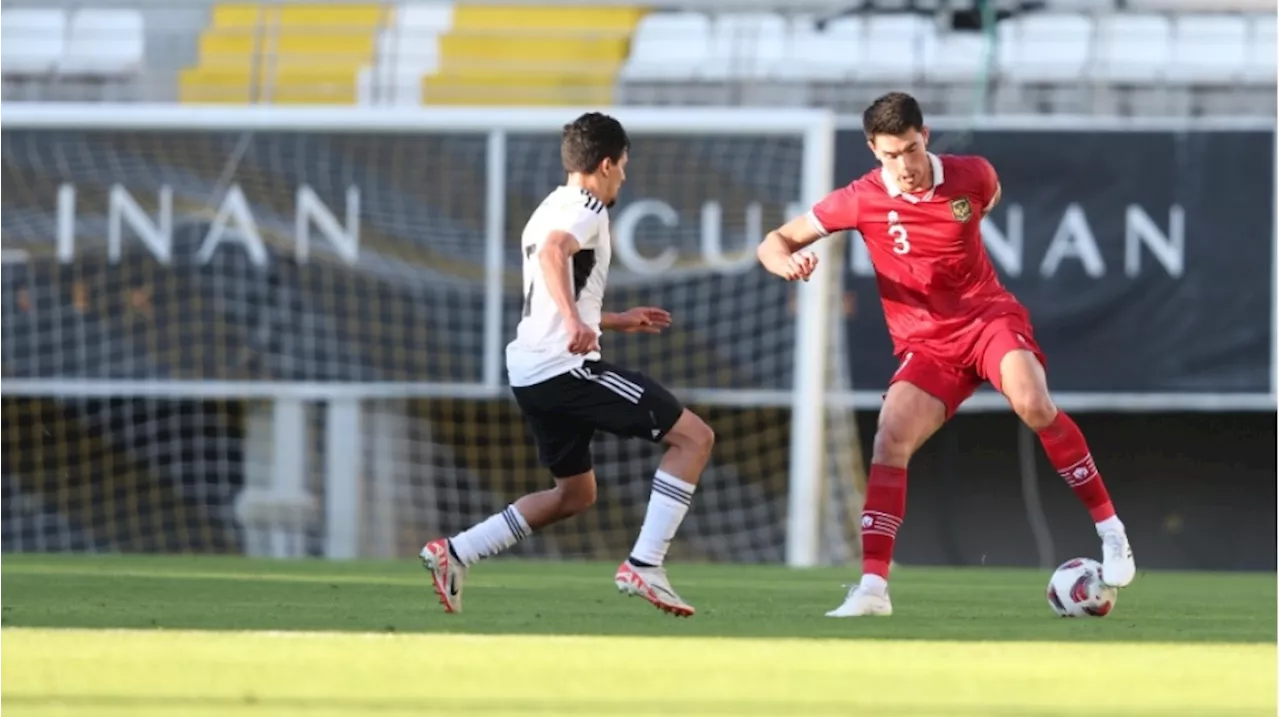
[421,112,715,618]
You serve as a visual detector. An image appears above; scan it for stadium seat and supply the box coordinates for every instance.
[858,14,935,82]
[1,9,66,76]
[768,16,862,81]
[1040,0,1116,9]
[700,13,787,80]
[181,3,385,104]
[1124,0,1276,11]
[1246,14,1277,83]
[1168,15,1248,83]
[59,9,146,77]
[423,5,639,106]
[1091,14,1172,84]
[620,12,710,81]
[998,13,1092,84]
[924,28,988,84]
[369,3,453,103]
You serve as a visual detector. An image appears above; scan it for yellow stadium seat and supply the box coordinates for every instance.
[278,4,383,28]
[450,6,643,33]
[423,5,644,107]
[438,36,629,66]
[210,4,274,30]
[182,2,382,105]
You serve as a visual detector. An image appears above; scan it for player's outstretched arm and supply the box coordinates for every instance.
[601,307,672,334]
[539,230,598,354]
[758,214,823,282]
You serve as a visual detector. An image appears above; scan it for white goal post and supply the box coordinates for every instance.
[1,103,850,567]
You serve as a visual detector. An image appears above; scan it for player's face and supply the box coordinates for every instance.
[599,151,628,206]
[869,128,932,193]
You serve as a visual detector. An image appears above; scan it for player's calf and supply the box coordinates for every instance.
[616,410,711,617]
[997,349,1136,587]
[827,381,948,616]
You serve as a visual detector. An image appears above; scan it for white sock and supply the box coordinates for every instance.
[629,470,697,567]
[859,573,889,595]
[1096,516,1125,535]
[449,504,532,566]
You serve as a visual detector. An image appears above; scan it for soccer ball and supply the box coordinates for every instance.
[1046,557,1117,617]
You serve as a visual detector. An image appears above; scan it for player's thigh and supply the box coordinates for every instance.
[976,319,1056,421]
[887,351,980,423]
[563,361,685,443]
[976,317,1047,393]
[512,382,597,478]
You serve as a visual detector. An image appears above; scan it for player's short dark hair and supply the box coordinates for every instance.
[561,112,630,174]
[862,92,925,138]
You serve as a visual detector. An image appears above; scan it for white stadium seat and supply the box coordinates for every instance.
[620,12,710,81]
[768,16,863,81]
[59,9,145,77]
[1246,14,1277,83]
[1168,15,1248,83]
[1091,14,1172,84]
[2,9,67,76]
[858,13,935,82]
[369,3,455,104]
[700,12,787,80]
[924,28,987,83]
[998,13,1093,84]
[1124,0,1276,11]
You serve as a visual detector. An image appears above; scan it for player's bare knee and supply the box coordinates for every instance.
[871,424,914,466]
[1009,390,1057,431]
[552,472,597,516]
[666,410,715,458]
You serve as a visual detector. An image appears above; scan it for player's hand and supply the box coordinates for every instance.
[766,250,819,282]
[564,316,600,355]
[612,307,672,334]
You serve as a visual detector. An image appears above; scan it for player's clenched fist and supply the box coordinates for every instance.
[564,316,600,355]
[764,250,819,282]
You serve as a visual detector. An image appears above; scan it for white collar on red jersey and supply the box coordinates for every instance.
[881,152,944,203]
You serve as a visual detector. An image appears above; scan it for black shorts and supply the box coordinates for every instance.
[511,360,685,478]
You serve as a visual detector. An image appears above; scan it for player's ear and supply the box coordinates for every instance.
[920,126,930,147]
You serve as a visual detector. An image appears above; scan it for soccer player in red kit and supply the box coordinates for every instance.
[758,92,1136,617]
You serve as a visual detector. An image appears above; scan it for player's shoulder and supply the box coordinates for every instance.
[939,154,996,181]
[827,169,886,205]
[540,186,607,223]
[848,167,886,193]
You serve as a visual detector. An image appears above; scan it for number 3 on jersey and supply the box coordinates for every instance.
[888,214,910,255]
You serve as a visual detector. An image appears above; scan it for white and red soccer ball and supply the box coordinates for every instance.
[1046,557,1117,618]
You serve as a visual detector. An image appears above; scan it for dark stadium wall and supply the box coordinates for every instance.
[848,411,1277,572]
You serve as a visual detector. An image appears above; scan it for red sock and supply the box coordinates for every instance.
[1037,411,1116,522]
[861,464,907,579]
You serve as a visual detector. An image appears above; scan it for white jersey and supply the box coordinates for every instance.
[506,185,612,387]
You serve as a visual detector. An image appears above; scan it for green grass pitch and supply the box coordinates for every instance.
[2,555,1275,716]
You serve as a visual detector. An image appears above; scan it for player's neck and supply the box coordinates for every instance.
[566,174,605,201]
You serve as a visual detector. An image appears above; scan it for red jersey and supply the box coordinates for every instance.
[808,153,1028,363]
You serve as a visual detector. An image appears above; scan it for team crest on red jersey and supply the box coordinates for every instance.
[950,197,973,222]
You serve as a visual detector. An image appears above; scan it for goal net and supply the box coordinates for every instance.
[2,106,864,565]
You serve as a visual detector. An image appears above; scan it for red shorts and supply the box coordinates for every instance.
[888,315,1047,418]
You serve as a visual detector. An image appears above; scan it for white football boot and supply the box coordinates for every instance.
[1099,529,1136,587]
[421,538,467,613]
[615,561,695,617]
[825,584,893,617]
